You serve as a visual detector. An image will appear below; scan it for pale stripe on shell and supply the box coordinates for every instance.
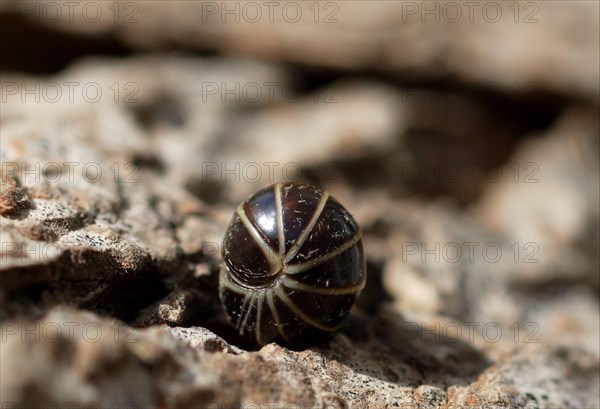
[267,286,291,343]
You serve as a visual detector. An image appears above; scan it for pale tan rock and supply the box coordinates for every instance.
[2,308,597,408]
[12,1,599,101]
[1,55,598,408]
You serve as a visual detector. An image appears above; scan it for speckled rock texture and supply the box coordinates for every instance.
[1,3,599,408]
[11,0,600,102]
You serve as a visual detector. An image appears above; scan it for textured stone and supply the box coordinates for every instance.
[1,53,598,408]
[11,1,599,102]
[2,308,598,409]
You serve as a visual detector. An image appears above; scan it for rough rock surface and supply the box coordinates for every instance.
[10,0,600,101]
[1,3,599,407]
[2,307,598,409]
[1,55,598,408]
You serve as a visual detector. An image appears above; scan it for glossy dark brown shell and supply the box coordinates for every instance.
[219,182,366,347]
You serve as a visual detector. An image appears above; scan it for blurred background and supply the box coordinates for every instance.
[1,1,599,408]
